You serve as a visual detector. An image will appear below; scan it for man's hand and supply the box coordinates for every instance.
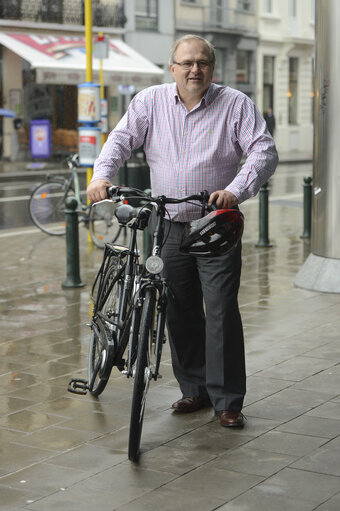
[87,179,113,203]
[209,190,238,209]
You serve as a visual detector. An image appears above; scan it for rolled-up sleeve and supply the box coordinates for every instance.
[226,96,279,204]
[91,94,149,183]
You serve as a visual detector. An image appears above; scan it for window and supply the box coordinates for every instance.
[288,57,298,124]
[40,0,63,23]
[263,56,275,113]
[213,48,225,84]
[264,0,273,14]
[290,0,297,17]
[135,0,158,30]
[238,0,253,11]
[236,50,251,83]
[0,0,21,19]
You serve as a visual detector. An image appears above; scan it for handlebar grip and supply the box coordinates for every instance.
[107,186,120,198]
[207,201,218,212]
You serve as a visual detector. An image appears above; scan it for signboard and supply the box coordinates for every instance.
[29,119,52,159]
[78,126,101,166]
[78,83,101,123]
[94,35,109,59]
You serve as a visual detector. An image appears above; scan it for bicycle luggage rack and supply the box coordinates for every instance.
[68,378,89,395]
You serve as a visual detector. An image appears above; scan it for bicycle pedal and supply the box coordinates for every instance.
[68,378,89,395]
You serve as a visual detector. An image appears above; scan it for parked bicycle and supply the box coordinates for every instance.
[68,185,217,462]
[29,153,121,248]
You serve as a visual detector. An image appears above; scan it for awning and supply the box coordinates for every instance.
[0,32,164,87]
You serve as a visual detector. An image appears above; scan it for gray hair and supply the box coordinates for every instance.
[169,35,216,65]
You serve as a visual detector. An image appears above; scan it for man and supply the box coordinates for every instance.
[264,107,276,137]
[87,35,278,428]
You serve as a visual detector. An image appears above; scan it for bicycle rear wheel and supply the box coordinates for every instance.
[29,180,73,235]
[89,202,120,248]
[88,262,124,396]
[128,287,156,462]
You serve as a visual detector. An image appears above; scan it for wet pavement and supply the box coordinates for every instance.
[1,153,340,511]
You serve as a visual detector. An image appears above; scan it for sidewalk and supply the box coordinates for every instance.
[1,164,340,511]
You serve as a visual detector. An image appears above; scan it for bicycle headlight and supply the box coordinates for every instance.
[145,255,164,274]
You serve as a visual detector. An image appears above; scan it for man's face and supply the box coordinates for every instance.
[169,40,215,100]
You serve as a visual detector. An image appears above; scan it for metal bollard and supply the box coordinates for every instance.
[300,176,312,239]
[62,197,85,289]
[256,182,272,247]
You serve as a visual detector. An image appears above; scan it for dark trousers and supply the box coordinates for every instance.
[151,216,246,412]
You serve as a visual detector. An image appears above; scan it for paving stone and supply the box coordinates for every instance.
[306,401,340,420]
[291,444,340,476]
[211,446,298,477]
[243,430,327,456]
[313,492,340,511]
[215,487,314,511]
[253,467,340,507]
[292,365,340,395]
[244,388,331,421]
[277,415,340,439]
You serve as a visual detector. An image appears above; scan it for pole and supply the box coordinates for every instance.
[85,0,93,199]
[98,31,106,147]
[62,198,85,289]
[256,182,272,247]
[300,176,312,239]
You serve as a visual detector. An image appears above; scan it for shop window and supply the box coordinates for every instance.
[236,50,251,83]
[288,57,298,124]
[135,0,158,31]
[263,55,275,113]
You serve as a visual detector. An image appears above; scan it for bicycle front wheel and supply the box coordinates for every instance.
[89,202,120,248]
[128,287,156,462]
[88,261,124,396]
[29,180,73,235]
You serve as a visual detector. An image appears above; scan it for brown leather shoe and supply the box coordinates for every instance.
[218,410,245,428]
[172,396,211,413]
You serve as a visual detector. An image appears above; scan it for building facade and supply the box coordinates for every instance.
[256,0,315,154]
[175,0,258,100]
[0,0,315,159]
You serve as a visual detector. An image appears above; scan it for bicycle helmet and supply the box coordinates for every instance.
[180,209,244,256]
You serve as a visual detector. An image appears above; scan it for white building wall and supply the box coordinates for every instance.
[256,0,315,155]
[124,0,174,84]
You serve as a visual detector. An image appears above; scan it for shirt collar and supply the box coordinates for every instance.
[171,82,218,107]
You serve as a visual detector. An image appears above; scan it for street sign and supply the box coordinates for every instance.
[94,35,109,59]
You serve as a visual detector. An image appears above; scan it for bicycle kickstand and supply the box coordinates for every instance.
[67,378,89,395]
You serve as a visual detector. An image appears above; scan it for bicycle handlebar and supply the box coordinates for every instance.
[107,185,211,207]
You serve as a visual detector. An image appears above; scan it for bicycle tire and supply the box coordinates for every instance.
[29,180,74,236]
[88,201,121,248]
[88,262,123,396]
[128,287,156,462]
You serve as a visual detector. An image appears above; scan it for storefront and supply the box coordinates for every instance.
[0,32,163,160]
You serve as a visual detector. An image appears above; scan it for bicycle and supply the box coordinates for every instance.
[28,153,121,248]
[68,185,212,462]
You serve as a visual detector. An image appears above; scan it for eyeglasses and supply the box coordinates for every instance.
[172,60,212,70]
